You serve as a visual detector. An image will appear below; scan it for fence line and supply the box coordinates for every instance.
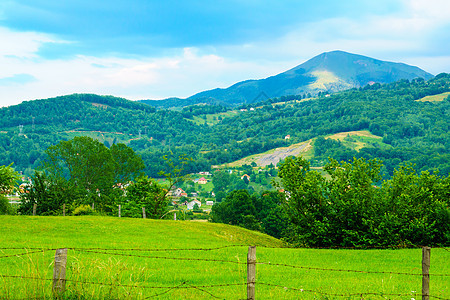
[2,273,449,300]
[1,246,449,299]
[1,246,449,277]
[256,261,450,277]
[256,282,450,300]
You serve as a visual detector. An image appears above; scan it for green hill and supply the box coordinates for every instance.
[0,74,449,178]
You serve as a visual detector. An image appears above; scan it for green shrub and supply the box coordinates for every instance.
[73,205,95,216]
[0,195,14,215]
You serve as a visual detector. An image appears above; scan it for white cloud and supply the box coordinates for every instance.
[2,0,450,108]
[0,40,285,107]
[0,27,57,59]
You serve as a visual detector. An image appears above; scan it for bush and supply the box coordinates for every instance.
[73,205,95,216]
[0,195,14,215]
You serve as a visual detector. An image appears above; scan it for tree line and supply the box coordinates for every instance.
[211,156,449,247]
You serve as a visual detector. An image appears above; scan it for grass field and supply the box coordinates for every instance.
[0,216,448,299]
[188,111,239,126]
[325,130,390,151]
[416,92,450,102]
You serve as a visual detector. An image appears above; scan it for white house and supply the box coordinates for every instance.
[186,199,202,210]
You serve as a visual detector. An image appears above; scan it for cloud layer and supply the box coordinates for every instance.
[0,0,449,107]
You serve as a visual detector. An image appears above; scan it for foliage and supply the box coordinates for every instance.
[0,164,20,194]
[276,156,450,247]
[41,136,144,213]
[0,164,20,214]
[72,204,95,216]
[122,176,170,218]
[1,75,449,179]
[19,171,79,216]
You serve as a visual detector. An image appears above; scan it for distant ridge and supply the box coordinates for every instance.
[141,51,433,108]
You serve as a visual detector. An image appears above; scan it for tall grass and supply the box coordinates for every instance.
[0,216,448,299]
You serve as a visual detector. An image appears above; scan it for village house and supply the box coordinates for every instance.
[186,199,202,210]
[205,200,214,206]
[285,134,291,140]
[198,177,208,184]
[173,188,187,197]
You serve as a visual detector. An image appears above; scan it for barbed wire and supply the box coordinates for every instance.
[0,249,55,259]
[1,247,449,278]
[256,261,450,277]
[2,274,449,299]
[256,282,450,300]
[74,249,247,265]
[0,274,246,291]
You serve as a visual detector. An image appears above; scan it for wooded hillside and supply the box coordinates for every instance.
[0,74,449,177]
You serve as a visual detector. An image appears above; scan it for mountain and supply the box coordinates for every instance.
[143,51,434,107]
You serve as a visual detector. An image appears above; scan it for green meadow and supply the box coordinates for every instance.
[0,216,448,299]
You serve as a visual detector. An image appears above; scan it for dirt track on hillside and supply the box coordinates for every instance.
[255,142,311,166]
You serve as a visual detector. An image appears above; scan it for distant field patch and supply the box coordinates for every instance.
[218,140,313,168]
[416,92,450,102]
[63,130,138,145]
[325,130,387,151]
[188,111,238,125]
[308,70,353,91]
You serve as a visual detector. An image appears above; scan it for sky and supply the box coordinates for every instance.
[1,0,450,107]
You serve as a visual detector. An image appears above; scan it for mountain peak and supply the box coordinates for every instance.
[170,51,434,107]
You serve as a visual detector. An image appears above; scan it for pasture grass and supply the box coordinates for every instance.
[0,216,448,299]
[416,92,450,102]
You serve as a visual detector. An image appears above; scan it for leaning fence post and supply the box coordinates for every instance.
[422,247,431,300]
[118,204,121,218]
[247,246,256,300]
[32,203,37,216]
[63,204,66,217]
[52,248,68,298]
[142,207,146,219]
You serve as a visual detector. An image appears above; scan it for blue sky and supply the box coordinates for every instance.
[1,0,450,107]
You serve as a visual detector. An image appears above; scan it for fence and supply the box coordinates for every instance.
[0,245,449,299]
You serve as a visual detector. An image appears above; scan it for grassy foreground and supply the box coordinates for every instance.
[0,216,448,299]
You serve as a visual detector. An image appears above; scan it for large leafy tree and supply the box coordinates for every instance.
[0,164,20,214]
[211,190,261,230]
[277,156,449,247]
[19,171,81,215]
[122,176,169,218]
[40,136,144,212]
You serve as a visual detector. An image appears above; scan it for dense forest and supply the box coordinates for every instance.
[0,74,449,178]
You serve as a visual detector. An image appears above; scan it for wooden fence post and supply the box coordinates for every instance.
[174,212,176,221]
[91,202,94,210]
[142,207,146,219]
[32,203,37,216]
[63,204,66,217]
[118,204,121,218]
[247,246,256,300]
[422,247,431,300]
[52,248,68,298]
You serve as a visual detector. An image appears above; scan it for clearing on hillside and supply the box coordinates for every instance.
[416,91,450,102]
[325,130,387,151]
[217,140,313,168]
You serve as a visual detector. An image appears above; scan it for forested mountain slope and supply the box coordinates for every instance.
[0,74,449,178]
